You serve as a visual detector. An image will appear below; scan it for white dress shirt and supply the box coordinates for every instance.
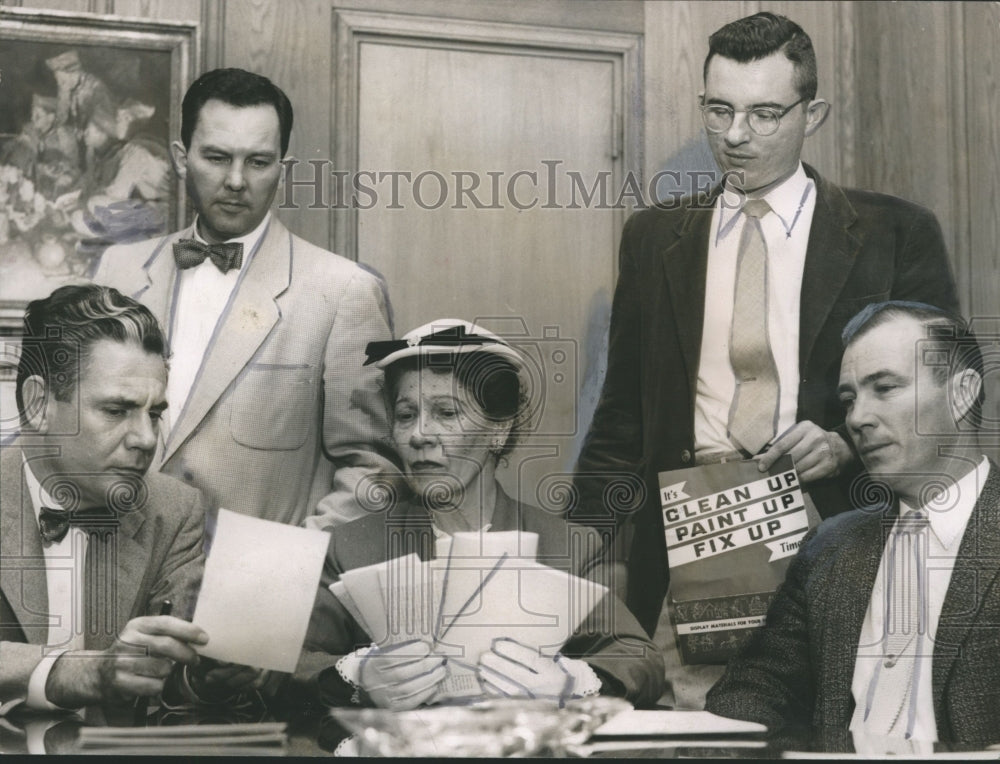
[850,456,990,744]
[165,212,271,435]
[8,460,90,712]
[694,163,816,459]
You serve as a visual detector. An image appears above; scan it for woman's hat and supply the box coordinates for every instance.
[364,318,524,369]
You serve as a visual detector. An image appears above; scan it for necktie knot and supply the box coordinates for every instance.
[741,198,771,219]
[173,239,243,273]
[895,508,930,533]
[39,506,120,544]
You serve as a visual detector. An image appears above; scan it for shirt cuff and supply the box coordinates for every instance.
[26,649,79,712]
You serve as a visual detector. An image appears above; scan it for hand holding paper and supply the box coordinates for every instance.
[328,530,610,707]
[86,616,207,702]
[192,509,330,673]
[478,638,576,701]
[359,640,448,710]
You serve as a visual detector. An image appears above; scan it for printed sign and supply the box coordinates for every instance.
[660,455,819,664]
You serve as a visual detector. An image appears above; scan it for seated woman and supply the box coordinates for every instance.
[291,319,664,710]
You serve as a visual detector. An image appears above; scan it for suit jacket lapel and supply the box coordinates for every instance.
[83,507,147,651]
[489,485,521,534]
[798,164,862,368]
[661,201,714,403]
[1,445,50,644]
[932,462,1000,717]
[163,218,290,463]
[136,233,184,329]
[820,505,894,723]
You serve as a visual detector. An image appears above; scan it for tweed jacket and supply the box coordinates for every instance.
[572,164,959,635]
[0,441,206,708]
[705,462,1000,745]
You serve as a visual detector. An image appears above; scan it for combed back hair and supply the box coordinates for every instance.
[842,300,985,427]
[181,68,294,156]
[705,12,818,101]
[16,284,166,423]
[385,351,528,458]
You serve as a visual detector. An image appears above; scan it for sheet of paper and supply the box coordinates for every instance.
[592,710,767,737]
[334,552,434,647]
[328,580,369,635]
[377,552,438,642]
[437,531,538,559]
[337,561,390,644]
[191,509,329,672]
[435,556,608,660]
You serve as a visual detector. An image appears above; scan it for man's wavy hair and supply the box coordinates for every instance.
[16,284,166,425]
[842,300,985,429]
[181,67,294,157]
[705,12,818,101]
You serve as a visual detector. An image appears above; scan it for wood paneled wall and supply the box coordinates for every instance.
[9,0,993,315]
[7,0,998,426]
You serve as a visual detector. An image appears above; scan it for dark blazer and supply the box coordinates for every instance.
[705,462,1000,746]
[291,483,665,708]
[0,441,206,707]
[573,164,959,635]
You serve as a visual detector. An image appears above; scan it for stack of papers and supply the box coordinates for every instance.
[75,722,287,755]
[592,709,767,738]
[567,710,768,757]
[330,531,609,701]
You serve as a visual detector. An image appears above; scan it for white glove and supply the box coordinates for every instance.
[477,638,600,702]
[357,639,447,710]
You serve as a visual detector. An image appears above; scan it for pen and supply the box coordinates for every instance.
[133,599,172,725]
[756,423,797,457]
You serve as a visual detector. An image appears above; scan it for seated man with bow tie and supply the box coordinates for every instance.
[706,301,999,751]
[1,283,258,714]
[94,67,396,531]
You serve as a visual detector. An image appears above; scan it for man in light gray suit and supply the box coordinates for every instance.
[95,68,396,529]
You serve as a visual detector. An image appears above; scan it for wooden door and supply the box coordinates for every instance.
[332,11,641,509]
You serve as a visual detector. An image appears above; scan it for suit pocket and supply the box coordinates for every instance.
[230,363,316,450]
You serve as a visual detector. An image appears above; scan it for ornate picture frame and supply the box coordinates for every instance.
[0,7,198,332]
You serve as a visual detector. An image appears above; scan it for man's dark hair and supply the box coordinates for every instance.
[842,300,985,428]
[16,284,167,425]
[180,68,294,157]
[384,352,527,458]
[705,12,818,101]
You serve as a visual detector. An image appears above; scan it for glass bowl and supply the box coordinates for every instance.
[329,696,631,757]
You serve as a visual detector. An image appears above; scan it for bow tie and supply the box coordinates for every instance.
[173,239,243,273]
[39,506,120,545]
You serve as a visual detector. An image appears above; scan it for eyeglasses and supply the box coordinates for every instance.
[699,95,809,136]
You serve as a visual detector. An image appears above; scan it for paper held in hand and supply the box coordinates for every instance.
[659,454,819,664]
[329,530,609,702]
[192,508,330,672]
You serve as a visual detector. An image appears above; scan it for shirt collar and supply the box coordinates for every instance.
[22,456,61,525]
[189,211,271,271]
[899,455,990,549]
[717,162,814,241]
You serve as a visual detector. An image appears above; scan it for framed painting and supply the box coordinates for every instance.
[0,7,198,331]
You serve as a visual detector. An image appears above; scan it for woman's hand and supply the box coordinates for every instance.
[359,639,447,710]
[478,638,594,702]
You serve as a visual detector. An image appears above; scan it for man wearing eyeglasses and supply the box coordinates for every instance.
[573,12,958,708]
